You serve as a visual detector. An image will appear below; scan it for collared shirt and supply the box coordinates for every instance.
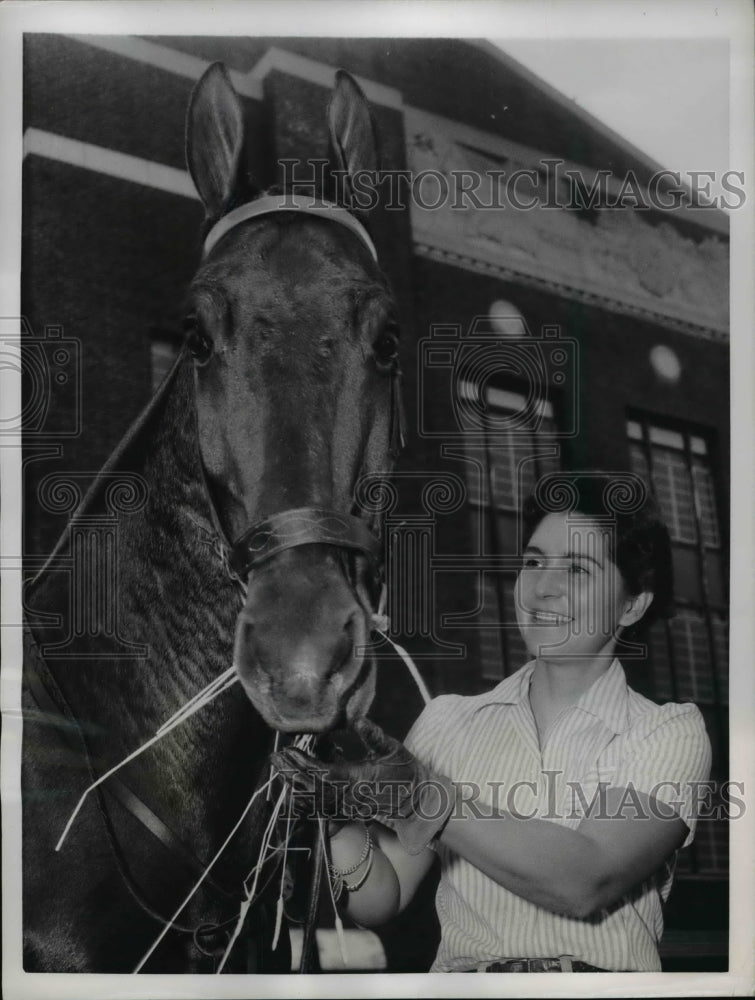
[404,659,712,972]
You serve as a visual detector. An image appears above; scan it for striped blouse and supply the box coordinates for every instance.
[404,659,712,972]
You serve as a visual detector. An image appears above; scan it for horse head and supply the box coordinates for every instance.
[185,65,400,734]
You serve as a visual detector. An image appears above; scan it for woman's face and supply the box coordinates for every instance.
[515,512,634,663]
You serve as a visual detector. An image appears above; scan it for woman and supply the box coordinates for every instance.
[274,474,712,973]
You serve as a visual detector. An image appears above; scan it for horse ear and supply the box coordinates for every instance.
[186,62,245,219]
[328,70,380,207]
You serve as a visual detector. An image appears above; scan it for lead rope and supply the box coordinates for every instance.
[271,802,294,950]
[299,825,325,973]
[295,586,432,972]
[318,817,348,966]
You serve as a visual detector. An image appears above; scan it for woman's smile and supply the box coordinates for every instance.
[525,609,574,625]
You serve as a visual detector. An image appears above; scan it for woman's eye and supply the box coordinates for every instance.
[373,326,399,371]
[570,563,588,575]
[522,557,541,568]
[184,316,213,364]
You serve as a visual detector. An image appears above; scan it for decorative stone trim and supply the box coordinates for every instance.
[414,242,728,343]
[23,128,197,200]
[68,34,262,99]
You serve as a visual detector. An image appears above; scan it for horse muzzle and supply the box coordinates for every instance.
[232,547,376,733]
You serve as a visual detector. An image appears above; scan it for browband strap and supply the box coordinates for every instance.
[203,195,378,261]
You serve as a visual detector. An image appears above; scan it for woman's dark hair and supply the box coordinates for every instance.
[521,472,674,628]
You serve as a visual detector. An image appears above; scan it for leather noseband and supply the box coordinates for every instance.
[229,507,382,580]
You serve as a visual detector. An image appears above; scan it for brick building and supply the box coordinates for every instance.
[22,34,729,969]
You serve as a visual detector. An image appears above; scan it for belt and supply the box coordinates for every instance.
[469,956,605,973]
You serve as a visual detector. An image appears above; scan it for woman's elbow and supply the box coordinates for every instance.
[565,894,601,921]
[554,872,618,920]
[568,875,626,920]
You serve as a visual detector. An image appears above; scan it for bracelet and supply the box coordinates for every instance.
[329,825,372,877]
[328,826,373,901]
[343,847,374,893]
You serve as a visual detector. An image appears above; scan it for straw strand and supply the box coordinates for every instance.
[56,668,240,852]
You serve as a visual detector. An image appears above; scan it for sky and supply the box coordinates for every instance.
[494,38,730,190]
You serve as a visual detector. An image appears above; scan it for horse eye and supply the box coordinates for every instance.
[373,328,399,371]
[184,315,213,364]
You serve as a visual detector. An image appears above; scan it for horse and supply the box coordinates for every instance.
[21,62,403,973]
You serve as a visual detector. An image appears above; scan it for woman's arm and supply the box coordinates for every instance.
[327,821,435,926]
[328,786,687,925]
[440,786,687,918]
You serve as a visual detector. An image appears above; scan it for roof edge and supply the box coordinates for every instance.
[475,40,729,234]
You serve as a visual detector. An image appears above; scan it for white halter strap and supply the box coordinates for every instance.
[202,194,378,261]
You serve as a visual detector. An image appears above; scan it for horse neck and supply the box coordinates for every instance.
[34,358,252,756]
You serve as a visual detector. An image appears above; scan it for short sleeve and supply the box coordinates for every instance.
[403,694,462,774]
[613,704,712,847]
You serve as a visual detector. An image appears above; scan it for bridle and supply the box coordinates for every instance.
[199,194,405,589]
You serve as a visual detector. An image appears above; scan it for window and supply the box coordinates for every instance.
[702,819,730,874]
[627,418,727,708]
[627,414,728,876]
[680,817,729,876]
[462,381,561,682]
[648,608,729,705]
[628,423,721,547]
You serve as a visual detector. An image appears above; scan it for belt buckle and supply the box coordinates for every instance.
[484,955,578,973]
[530,958,560,972]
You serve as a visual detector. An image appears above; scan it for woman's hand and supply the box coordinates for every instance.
[271,717,455,855]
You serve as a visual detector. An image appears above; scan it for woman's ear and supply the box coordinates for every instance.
[619,591,654,629]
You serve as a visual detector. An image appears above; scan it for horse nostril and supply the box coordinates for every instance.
[342,610,360,640]
[235,617,255,658]
[336,610,361,666]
